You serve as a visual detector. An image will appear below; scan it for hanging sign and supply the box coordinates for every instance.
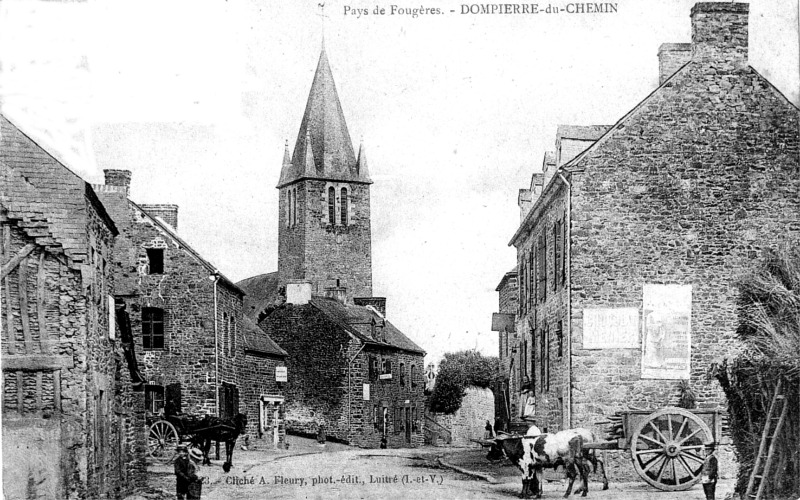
[641,284,692,379]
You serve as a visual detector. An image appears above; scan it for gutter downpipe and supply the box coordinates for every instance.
[558,172,572,428]
[212,271,220,417]
[347,342,367,437]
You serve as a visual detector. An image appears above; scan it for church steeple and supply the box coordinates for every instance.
[277,47,371,188]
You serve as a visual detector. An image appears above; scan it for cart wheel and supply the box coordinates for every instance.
[148,420,179,462]
[630,407,712,491]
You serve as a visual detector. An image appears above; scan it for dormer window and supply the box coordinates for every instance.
[147,249,164,274]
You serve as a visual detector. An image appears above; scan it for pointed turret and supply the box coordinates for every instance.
[278,139,293,186]
[277,47,372,188]
[356,140,371,182]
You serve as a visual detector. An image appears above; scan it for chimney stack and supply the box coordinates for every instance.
[691,2,748,68]
[286,281,312,305]
[140,204,179,231]
[658,43,691,84]
[354,297,387,317]
[104,169,131,196]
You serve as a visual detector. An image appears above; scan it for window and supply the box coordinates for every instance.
[540,326,550,393]
[399,363,405,386]
[528,250,535,311]
[286,190,291,228]
[328,187,336,224]
[557,320,563,358]
[340,187,348,226]
[553,222,560,291]
[223,312,228,355]
[382,359,392,381]
[145,385,165,414]
[410,365,417,388]
[142,308,164,349]
[537,234,547,302]
[560,217,567,284]
[369,356,378,381]
[229,315,236,356]
[146,248,164,274]
[292,188,298,226]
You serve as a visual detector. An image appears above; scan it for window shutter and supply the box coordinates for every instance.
[165,383,182,416]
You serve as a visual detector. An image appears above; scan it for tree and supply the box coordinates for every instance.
[429,350,499,414]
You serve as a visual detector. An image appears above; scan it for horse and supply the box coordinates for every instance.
[194,413,248,472]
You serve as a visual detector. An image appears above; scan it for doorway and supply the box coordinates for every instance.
[259,396,284,448]
[405,407,411,443]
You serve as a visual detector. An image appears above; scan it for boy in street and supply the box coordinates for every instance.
[701,441,718,500]
[174,445,199,500]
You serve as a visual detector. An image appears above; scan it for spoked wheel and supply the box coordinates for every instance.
[630,407,712,491]
[148,420,179,462]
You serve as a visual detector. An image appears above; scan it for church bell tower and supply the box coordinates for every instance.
[277,47,373,303]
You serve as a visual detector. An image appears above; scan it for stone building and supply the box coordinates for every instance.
[491,269,518,425]
[506,0,799,469]
[93,170,286,441]
[239,46,426,447]
[1,115,145,499]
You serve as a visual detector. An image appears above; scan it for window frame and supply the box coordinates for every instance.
[142,307,165,350]
[145,384,165,414]
[146,248,164,275]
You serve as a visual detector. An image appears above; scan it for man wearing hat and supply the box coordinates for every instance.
[174,445,200,500]
[701,441,718,500]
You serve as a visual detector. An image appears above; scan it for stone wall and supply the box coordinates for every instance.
[238,352,286,444]
[278,179,373,302]
[513,184,571,432]
[430,386,494,447]
[96,187,246,418]
[260,303,425,448]
[2,198,144,499]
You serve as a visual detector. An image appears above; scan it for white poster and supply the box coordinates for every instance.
[582,308,639,349]
[641,284,692,379]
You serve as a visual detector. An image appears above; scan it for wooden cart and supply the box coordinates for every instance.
[586,407,724,491]
[147,413,235,462]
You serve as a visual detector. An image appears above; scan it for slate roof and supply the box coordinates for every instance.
[309,297,425,355]
[278,47,371,188]
[0,115,117,266]
[237,272,280,320]
[495,267,518,292]
[242,315,287,358]
[555,125,611,141]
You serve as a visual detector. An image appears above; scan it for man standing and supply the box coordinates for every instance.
[701,441,718,500]
[174,445,199,500]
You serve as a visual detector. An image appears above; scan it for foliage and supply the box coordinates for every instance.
[712,244,800,498]
[429,350,499,414]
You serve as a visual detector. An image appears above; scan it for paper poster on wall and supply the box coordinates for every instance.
[641,284,692,379]
[582,308,639,349]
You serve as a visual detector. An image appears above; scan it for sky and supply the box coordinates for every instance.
[1,0,798,365]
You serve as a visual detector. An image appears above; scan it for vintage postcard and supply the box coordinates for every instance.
[1,0,798,499]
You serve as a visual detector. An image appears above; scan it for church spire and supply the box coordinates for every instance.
[277,47,372,188]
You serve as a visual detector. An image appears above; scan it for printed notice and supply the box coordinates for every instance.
[582,307,639,349]
[641,284,692,380]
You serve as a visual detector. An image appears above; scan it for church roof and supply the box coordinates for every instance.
[278,48,371,188]
[237,271,281,320]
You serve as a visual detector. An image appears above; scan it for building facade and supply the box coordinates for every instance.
[1,115,145,499]
[505,0,800,472]
[94,171,286,442]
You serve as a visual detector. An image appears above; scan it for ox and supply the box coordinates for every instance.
[558,428,609,492]
[488,431,589,498]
